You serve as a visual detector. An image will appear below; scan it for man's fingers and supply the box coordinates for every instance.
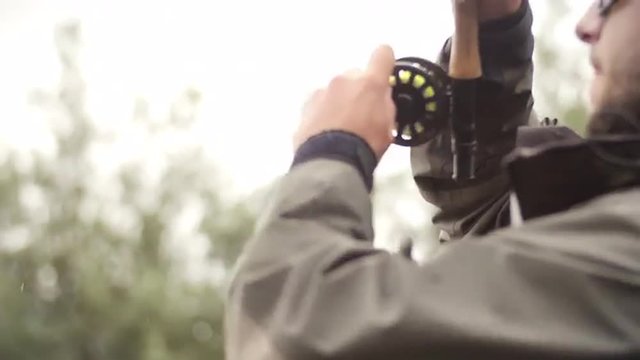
[343,68,363,78]
[366,44,396,83]
[301,89,324,115]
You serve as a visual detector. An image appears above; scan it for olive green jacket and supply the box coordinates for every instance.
[226,3,640,359]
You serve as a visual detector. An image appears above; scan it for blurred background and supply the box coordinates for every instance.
[0,0,592,359]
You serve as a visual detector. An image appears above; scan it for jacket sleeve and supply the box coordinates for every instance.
[411,0,537,241]
[225,158,640,360]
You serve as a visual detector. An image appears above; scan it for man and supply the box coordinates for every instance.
[226,0,640,358]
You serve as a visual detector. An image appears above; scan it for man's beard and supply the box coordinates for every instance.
[588,103,640,136]
[587,74,640,136]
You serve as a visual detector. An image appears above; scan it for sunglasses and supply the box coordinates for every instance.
[597,0,619,17]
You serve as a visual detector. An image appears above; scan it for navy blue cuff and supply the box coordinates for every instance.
[291,131,378,192]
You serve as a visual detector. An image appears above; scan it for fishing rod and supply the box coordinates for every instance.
[390,0,481,181]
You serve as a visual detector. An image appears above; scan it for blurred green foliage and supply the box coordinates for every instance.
[0,21,254,359]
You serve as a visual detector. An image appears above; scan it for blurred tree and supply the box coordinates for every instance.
[0,21,254,360]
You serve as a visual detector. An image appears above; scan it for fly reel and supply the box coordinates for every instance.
[390,57,450,147]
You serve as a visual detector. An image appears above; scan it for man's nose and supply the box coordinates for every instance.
[576,5,604,44]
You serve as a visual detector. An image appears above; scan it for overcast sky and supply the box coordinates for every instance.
[0,0,592,197]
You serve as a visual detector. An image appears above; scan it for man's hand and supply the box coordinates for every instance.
[293,45,397,160]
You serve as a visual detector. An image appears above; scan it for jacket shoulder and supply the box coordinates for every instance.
[494,187,640,279]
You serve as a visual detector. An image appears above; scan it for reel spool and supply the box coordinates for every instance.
[390,57,450,147]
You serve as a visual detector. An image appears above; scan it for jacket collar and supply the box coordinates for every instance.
[505,133,640,222]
